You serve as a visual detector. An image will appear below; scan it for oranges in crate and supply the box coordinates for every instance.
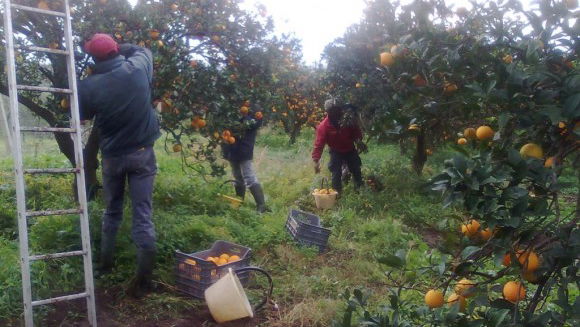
[206,253,241,266]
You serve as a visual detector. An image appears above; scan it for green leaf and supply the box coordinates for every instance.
[377,254,405,269]
[461,246,481,259]
[538,105,564,123]
[563,93,580,119]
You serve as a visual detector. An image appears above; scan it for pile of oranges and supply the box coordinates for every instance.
[312,188,337,195]
[206,253,241,266]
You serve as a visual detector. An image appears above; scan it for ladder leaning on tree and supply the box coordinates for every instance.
[2,0,97,326]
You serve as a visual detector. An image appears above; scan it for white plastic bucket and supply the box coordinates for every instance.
[205,267,273,323]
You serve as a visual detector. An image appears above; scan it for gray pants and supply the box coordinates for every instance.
[230,160,259,188]
[101,147,157,251]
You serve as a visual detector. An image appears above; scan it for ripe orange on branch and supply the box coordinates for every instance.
[461,219,480,237]
[457,138,468,145]
[380,52,395,67]
[503,281,526,303]
[149,29,160,40]
[476,126,494,140]
[463,127,476,139]
[519,143,543,159]
[454,279,476,297]
[424,290,444,308]
[447,293,466,312]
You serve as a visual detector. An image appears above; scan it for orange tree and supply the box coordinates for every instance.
[332,0,579,326]
[0,0,294,191]
[270,63,328,144]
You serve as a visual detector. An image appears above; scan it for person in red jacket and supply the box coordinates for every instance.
[312,98,364,192]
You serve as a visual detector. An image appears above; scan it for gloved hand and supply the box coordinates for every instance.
[314,160,321,174]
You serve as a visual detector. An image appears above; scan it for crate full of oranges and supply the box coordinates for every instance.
[175,240,252,298]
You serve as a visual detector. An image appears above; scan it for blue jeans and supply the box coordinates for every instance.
[101,147,157,251]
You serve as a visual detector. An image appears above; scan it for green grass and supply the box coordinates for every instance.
[0,129,576,326]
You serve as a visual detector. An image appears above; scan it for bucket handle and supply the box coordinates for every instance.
[235,266,273,312]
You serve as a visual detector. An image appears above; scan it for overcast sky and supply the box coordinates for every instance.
[127,1,536,64]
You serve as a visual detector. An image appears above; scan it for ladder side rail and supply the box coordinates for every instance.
[63,1,97,325]
[2,0,34,325]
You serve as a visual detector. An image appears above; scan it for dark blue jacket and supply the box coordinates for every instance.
[222,116,262,162]
[78,45,160,158]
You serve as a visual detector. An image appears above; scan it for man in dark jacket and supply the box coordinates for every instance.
[79,33,160,298]
[222,108,269,213]
[312,98,364,192]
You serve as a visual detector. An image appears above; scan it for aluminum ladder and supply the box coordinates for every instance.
[2,0,97,326]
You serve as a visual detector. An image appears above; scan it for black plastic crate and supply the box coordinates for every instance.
[285,209,331,253]
[175,240,251,298]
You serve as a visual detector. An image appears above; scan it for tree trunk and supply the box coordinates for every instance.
[289,123,301,145]
[412,130,427,176]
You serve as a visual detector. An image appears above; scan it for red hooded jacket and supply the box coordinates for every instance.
[312,117,362,161]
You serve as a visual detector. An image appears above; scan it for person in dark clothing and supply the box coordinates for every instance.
[78,33,160,298]
[312,99,364,193]
[222,107,269,213]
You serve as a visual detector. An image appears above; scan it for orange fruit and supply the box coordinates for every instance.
[216,257,228,266]
[443,82,458,95]
[184,258,196,266]
[503,281,526,303]
[227,136,236,144]
[60,98,69,109]
[172,144,182,153]
[222,130,231,138]
[517,250,540,272]
[424,290,444,308]
[463,127,476,139]
[461,219,480,237]
[240,106,250,115]
[502,252,512,267]
[255,111,263,120]
[503,54,513,64]
[228,255,241,263]
[149,29,160,40]
[558,121,566,129]
[454,279,476,297]
[479,228,492,241]
[520,143,543,159]
[413,74,427,87]
[171,3,179,11]
[476,126,494,140]
[544,156,555,168]
[219,253,230,261]
[355,82,362,88]
[457,138,468,145]
[380,52,395,67]
[447,293,466,312]
[37,0,50,10]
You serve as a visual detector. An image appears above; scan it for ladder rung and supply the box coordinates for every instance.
[26,209,83,217]
[17,45,69,55]
[20,127,76,133]
[32,292,88,307]
[17,85,72,93]
[10,3,66,17]
[30,250,86,261]
[24,168,80,174]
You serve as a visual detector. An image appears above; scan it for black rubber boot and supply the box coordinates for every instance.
[126,248,156,299]
[234,184,246,199]
[249,184,270,213]
[95,232,116,278]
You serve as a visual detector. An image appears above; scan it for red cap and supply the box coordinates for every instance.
[84,33,119,60]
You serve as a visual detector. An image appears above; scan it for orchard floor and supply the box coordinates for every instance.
[3,128,574,326]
